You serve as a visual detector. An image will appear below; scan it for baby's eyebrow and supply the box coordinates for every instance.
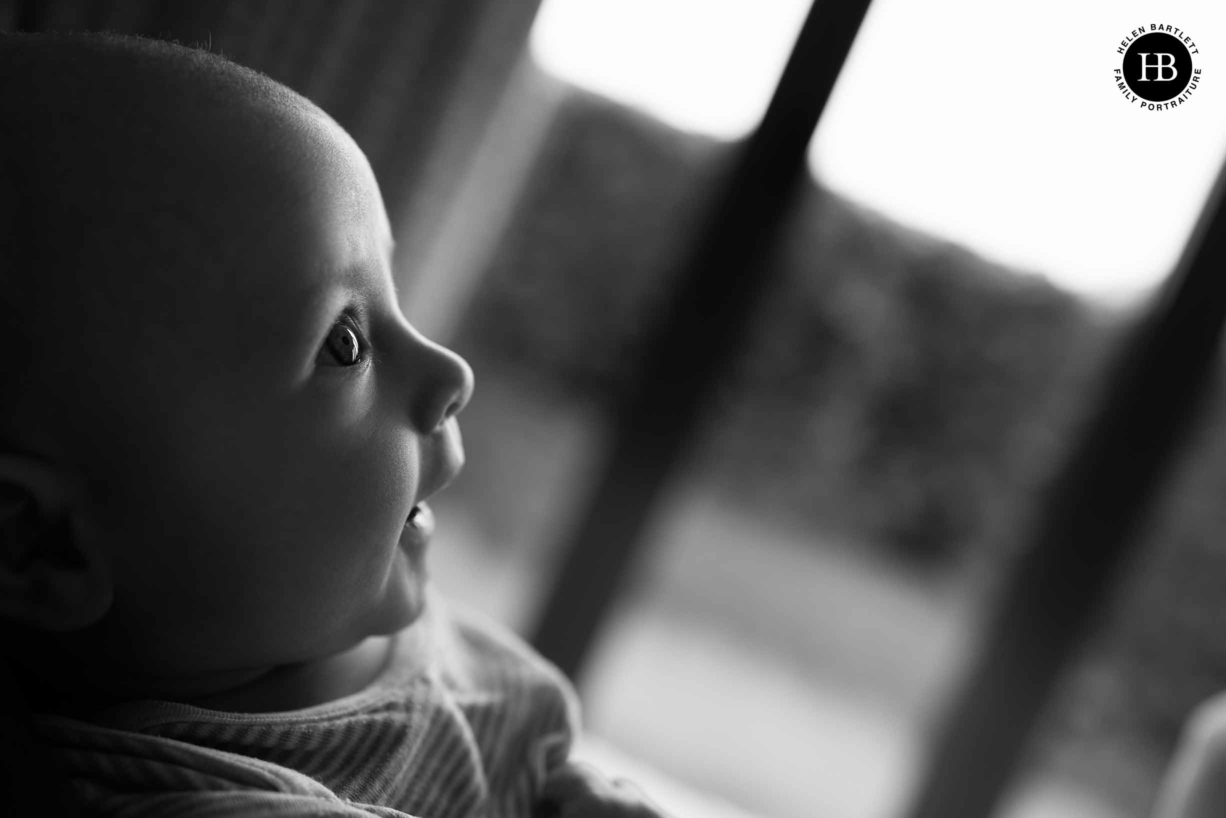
[292,252,395,354]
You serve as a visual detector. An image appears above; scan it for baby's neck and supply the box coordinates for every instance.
[19,634,396,718]
[178,635,396,713]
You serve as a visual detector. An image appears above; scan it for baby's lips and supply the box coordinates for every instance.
[405,501,434,536]
[413,420,465,508]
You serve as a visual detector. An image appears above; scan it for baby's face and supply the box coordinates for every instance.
[56,94,473,684]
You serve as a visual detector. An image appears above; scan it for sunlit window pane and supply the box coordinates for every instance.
[809,0,1226,304]
[531,0,809,140]
[535,0,1226,304]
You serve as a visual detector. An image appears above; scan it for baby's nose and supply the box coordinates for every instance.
[412,340,474,433]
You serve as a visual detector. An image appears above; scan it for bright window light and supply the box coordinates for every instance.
[810,0,1226,303]
[531,0,1226,303]
[531,0,810,139]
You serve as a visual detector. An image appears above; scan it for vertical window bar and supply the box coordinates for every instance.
[904,160,1226,818]
[529,0,873,680]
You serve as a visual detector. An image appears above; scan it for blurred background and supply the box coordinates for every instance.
[7,1,1226,816]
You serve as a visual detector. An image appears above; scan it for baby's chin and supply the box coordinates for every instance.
[366,543,432,636]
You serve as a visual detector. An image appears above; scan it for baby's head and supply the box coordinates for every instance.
[0,33,473,706]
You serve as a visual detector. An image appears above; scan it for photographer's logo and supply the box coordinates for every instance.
[1114,24,1201,110]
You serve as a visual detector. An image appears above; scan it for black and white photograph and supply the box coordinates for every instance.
[2,2,1225,817]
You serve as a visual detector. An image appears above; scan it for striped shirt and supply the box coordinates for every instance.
[34,596,580,818]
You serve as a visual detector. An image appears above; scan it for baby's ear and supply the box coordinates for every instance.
[0,454,111,631]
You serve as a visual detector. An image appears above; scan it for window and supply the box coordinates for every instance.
[425,2,1226,817]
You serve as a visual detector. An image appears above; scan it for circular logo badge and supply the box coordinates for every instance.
[1114,26,1202,110]
[1122,32,1192,100]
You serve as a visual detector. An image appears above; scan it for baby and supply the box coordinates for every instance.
[0,32,662,818]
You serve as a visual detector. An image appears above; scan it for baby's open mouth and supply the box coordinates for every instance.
[405,501,433,532]
[399,501,435,553]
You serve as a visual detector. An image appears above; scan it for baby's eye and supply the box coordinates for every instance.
[317,321,365,367]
